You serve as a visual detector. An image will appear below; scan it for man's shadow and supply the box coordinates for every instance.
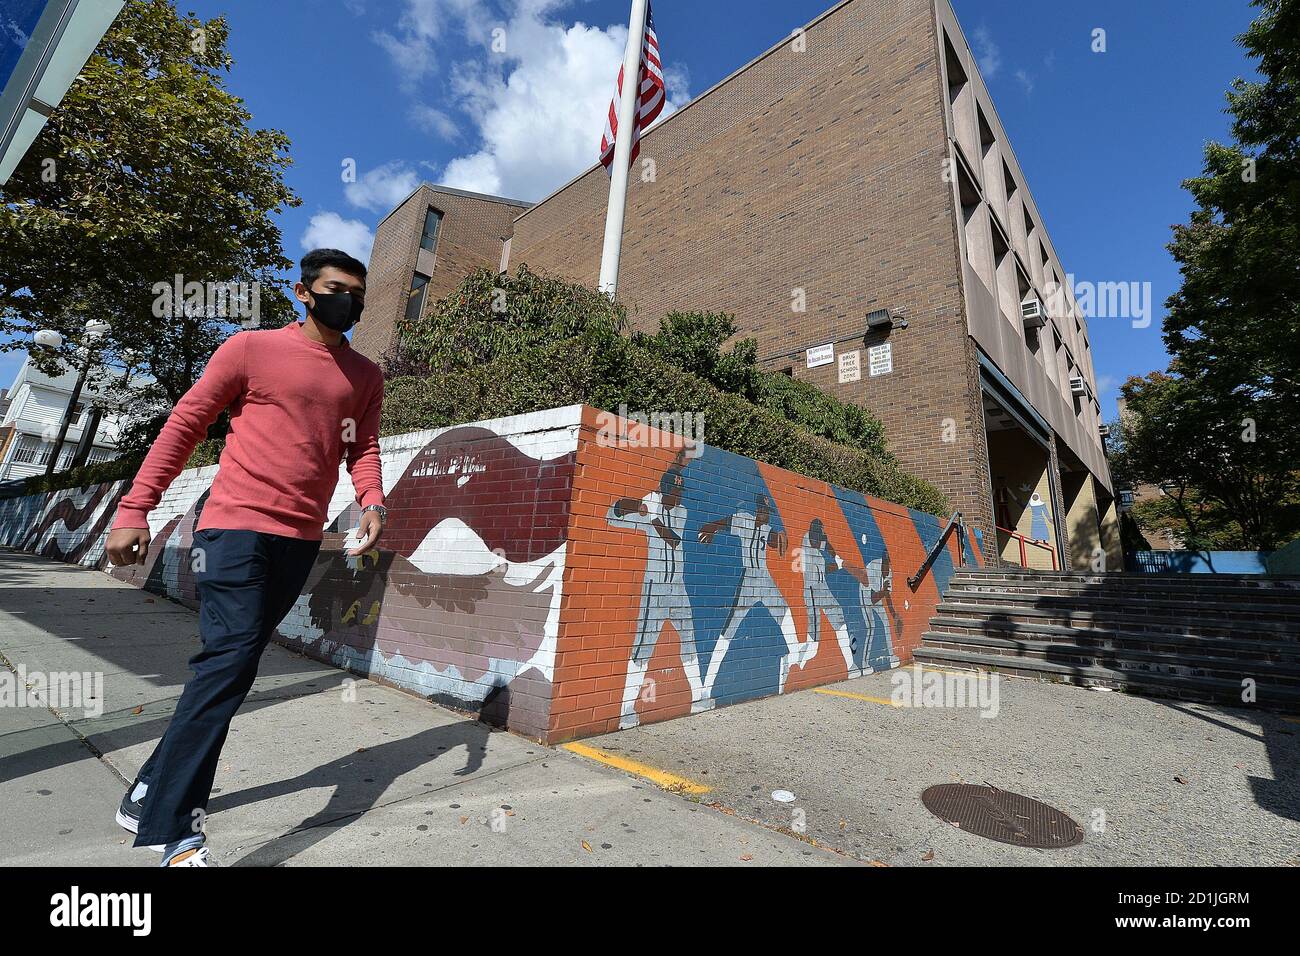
[212,715,495,867]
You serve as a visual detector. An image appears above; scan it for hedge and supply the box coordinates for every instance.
[381,333,948,515]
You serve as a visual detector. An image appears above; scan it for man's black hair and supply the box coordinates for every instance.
[301,248,367,289]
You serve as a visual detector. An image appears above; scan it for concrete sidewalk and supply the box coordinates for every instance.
[6,547,1297,868]
[0,548,845,867]
[586,660,1300,865]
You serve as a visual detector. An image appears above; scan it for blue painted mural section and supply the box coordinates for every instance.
[678,445,787,706]
[833,487,896,670]
[1128,550,1273,575]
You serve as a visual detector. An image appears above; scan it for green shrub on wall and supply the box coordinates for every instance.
[12,438,223,499]
[386,267,946,515]
[380,338,946,515]
[16,453,143,497]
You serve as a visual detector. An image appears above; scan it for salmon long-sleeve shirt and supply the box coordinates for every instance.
[111,322,386,541]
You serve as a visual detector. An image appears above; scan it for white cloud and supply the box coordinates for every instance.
[373,0,491,87]
[1014,68,1034,94]
[301,212,375,264]
[410,103,461,140]
[972,25,1002,79]
[343,161,422,213]
[374,0,690,202]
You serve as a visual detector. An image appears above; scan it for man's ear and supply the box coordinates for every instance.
[293,281,311,304]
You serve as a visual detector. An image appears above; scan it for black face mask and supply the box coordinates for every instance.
[309,290,365,333]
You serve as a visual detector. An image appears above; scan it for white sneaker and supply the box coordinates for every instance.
[114,787,165,852]
[165,846,213,867]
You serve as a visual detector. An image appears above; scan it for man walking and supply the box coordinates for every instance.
[103,249,387,866]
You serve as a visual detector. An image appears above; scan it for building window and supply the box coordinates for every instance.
[405,273,430,325]
[420,208,443,253]
[12,435,45,464]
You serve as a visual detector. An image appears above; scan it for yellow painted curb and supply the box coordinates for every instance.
[562,741,712,795]
[813,687,901,707]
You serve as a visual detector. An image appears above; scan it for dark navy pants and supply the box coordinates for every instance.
[134,529,321,846]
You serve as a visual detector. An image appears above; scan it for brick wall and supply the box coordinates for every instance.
[0,408,582,741]
[0,403,979,744]
[508,0,990,537]
[548,405,980,740]
[351,185,529,365]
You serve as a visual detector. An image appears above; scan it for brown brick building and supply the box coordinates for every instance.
[350,183,531,364]
[357,0,1122,570]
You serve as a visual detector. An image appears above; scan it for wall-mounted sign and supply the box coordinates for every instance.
[868,343,893,377]
[838,349,861,384]
[806,343,834,369]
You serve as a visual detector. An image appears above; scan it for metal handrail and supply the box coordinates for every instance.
[908,511,965,591]
[996,525,1058,571]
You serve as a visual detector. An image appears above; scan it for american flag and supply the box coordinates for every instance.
[599,3,665,174]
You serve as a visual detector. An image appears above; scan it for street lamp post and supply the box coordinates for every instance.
[39,319,110,478]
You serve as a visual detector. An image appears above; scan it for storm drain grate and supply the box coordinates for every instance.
[921,783,1084,849]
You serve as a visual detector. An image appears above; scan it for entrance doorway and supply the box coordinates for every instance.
[982,389,1061,571]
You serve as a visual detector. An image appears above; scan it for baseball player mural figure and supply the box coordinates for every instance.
[859,544,904,671]
[697,494,804,701]
[801,520,903,675]
[607,454,706,729]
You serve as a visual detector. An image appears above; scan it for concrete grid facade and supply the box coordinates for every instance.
[356,0,1121,569]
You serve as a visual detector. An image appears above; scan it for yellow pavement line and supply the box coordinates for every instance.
[1282,716,1300,725]
[562,741,712,795]
[813,687,901,707]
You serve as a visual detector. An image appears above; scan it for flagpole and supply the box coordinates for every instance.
[598,0,649,299]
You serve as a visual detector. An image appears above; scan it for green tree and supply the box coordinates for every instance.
[1122,0,1300,550]
[1111,373,1298,550]
[0,0,300,449]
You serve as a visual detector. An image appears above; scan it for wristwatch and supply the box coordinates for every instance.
[361,504,388,524]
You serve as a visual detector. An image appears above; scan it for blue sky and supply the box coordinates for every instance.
[1,0,1261,423]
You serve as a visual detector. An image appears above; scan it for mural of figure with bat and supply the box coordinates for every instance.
[698,493,805,700]
[606,452,706,729]
[799,520,903,675]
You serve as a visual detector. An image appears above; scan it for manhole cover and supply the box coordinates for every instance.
[921,784,1084,848]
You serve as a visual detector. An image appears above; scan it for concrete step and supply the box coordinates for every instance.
[941,590,1300,622]
[935,601,1299,641]
[920,632,1300,686]
[911,646,1300,712]
[927,615,1300,662]
[951,570,1300,592]
[947,579,1300,606]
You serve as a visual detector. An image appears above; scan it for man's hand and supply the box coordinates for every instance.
[106,528,151,567]
[347,510,384,556]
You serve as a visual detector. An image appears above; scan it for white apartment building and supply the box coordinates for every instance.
[0,356,144,480]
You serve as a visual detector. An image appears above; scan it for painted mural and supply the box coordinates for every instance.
[0,404,979,744]
[550,406,982,740]
[0,479,127,568]
[0,409,581,740]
